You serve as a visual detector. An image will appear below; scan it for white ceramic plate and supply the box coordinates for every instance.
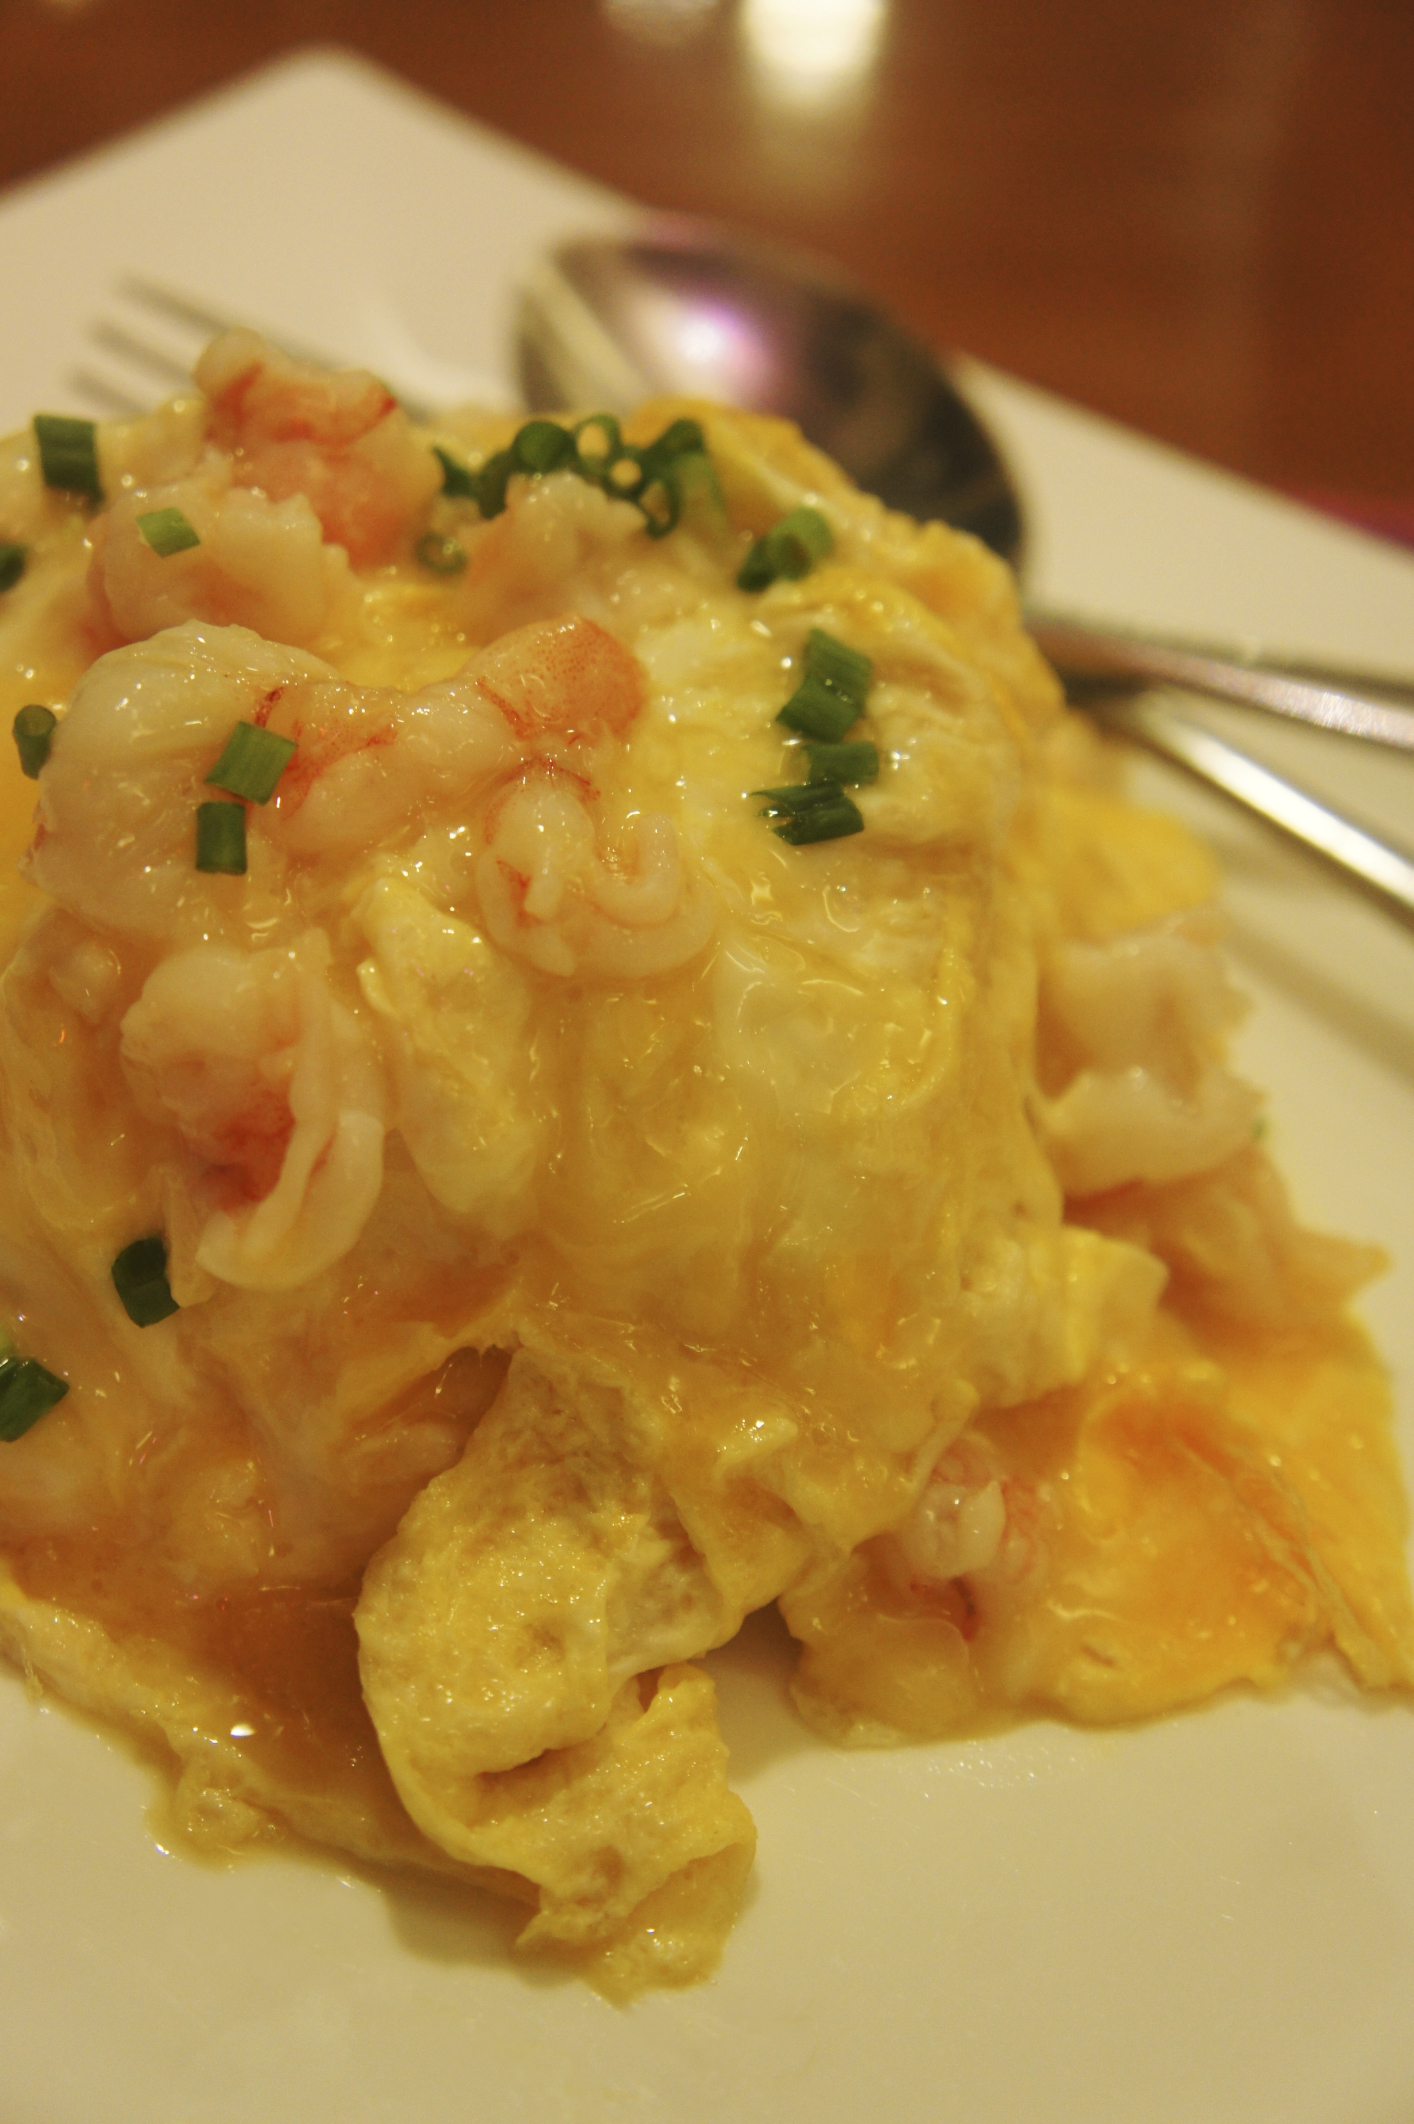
[1,50,1413,2124]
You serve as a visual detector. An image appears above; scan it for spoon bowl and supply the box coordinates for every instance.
[515,220,1414,930]
[517,223,1024,562]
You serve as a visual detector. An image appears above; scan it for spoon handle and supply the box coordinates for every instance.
[1029,615,1414,750]
[1091,693,1414,933]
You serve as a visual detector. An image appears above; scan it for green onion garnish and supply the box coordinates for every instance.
[433,446,479,500]
[606,449,647,495]
[641,417,707,467]
[803,627,872,704]
[572,413,621,473]
[0,1354,69,1441]
[637,476,681,539]
[776,629,874,739]
[414,531,467,575]
[754,781,844,812]
[756,627,876,844]
[0,542,25,592]
[111,1236,179,1327]
[629,423,712,540]
[804,739,879,784]
[136,506,200,557]
[195,800,246,874]
[737,506,832,591]
[13,703,56,778]
[33,414,102,504]
[628,418,707,516]
[474,447,515,520]
[777,674,860,742]
[205,721,297,805]
[513,419,576,475]
[462,415,712,536]
[755,779,864,845]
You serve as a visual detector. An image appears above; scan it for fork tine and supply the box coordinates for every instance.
[66,366,148,418]
[119,276,370,382]
[89,319,197,392]
[82,272,507,427]
[117,275,240,342]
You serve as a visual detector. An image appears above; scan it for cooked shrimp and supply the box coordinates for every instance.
[888,1435,1008,1589]
[454,469,653,641]
[24,611,671,953]
[252,671,516,862]
[468,614,712,977]
[1036,912,1262,1195]
[470,606,644,745]
[263,609,710,980]
[194,328,439,566]
[886,1433,1047,1612]
[241,611,637,864]
[25,620,334,945]
[88,460,352,649]
[119,930,385,1293]
[478,770,713,978]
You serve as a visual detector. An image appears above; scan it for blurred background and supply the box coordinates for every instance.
[2,0,1411,537]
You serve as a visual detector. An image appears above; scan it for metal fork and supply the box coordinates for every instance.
[69,278,1414,933]
[72,277,438,425]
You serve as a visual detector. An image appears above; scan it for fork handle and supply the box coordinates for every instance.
[1091,693,1414,932]
[1030,614,1414,749]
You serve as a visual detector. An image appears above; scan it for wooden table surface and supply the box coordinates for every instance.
[3,0,1411,526]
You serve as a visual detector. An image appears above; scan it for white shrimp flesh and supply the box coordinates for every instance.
[1036,912,1261,1195]
[88,460,351,649]
[194,328,440,566]
[119,931,385,1293]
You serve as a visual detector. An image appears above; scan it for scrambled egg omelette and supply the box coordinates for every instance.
[0,334,1409,1994]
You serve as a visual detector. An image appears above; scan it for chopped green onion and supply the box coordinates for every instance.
[0,542,25,592]
[464,415,714,536]
[630,419,707,510]
[805,739,879,784]
[195,799,246,874]
[756,778,864,845]
[605,448,647,496]
[777,674,860,742]
[13,703,56,778]
[634,429,716,540]
[774,794,865,845]
[777,628,874,738]
[0,1354,69,1442]
[753,781,845,813]
[774,808,861,845]
[640,417,707,467]
[637,473,681,539]
[512,419,576,474]
[804,627,872,706]
[475,447,515,520]
[737,506,832,591]
[111,1235,179,1327]
[757,626,875,844]
[414,531,467,576]
[34,414,102,504]
[205,721,297,804]
[573,413,622,473]
[136,506,200,557]
[433,445,479,500]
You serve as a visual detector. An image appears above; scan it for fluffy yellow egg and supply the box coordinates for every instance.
[0,337,1407,1993]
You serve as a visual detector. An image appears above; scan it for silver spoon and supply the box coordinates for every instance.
[516,223,1414,929]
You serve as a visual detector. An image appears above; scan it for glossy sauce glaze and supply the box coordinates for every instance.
[0,357,1409,1993]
